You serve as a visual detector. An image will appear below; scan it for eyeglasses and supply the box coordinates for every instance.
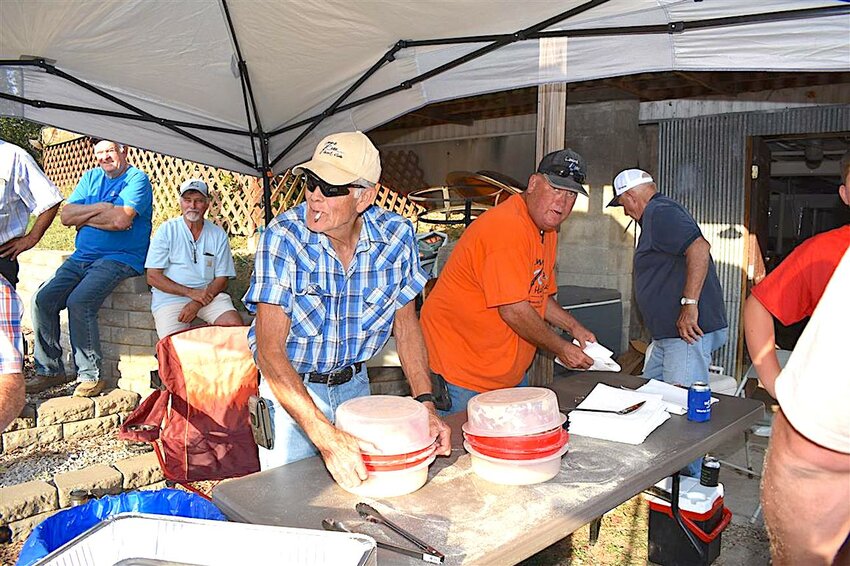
[548,157,586,185]
[303,173,352,198]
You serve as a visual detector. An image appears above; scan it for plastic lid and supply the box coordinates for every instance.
[465,429,569,460]
[464,441,569,465]
[336,395,433,454]
[463,387,565,437]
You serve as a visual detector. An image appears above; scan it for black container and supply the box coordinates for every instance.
[700,457,720,487]
[648,498,728,566]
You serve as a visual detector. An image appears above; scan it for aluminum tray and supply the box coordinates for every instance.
[34,512,376,566]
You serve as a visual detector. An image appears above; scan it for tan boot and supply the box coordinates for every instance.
[73,380,106,397]
[25,374,73,394]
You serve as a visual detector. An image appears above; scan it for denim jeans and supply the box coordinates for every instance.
[438,374,530,417]
[32,258,138,382]
[257,365,370,471]
[643,327,728,477]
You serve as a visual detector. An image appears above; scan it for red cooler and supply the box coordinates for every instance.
[645,476,732,566]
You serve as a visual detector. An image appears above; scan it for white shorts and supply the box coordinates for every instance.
[153,293,237,339]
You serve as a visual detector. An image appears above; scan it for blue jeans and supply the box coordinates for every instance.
[643,327,728,477]
[257,365,370,471]
[438,374,530,417]
[32,258,138,382]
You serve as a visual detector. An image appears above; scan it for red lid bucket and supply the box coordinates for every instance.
[464,428,568,460]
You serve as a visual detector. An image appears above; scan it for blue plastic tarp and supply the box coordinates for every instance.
[17,488,226,566]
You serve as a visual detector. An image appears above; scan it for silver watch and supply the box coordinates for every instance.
[680,297,698,306]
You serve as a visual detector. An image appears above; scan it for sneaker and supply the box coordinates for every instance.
[25,374,74,394]
[73,380,106,397]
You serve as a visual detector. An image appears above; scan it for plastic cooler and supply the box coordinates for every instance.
[645,476,732,566]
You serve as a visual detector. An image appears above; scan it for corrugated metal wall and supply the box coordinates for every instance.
[657,104,850,375]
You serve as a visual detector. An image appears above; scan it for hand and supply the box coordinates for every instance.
[425,405,452,456]
[0,234,37,260]
[676,304,703,344]
[178,300,202,323]
[186,288,214,306]
[315,424,370,489]
[570,324,596,349]
[558,342,594,370]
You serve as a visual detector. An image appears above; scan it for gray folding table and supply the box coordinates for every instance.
[213,372,763,565]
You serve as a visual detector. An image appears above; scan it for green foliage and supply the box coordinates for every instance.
[227,249,254,312]
[0,118,43,161]
[31,216,75,251]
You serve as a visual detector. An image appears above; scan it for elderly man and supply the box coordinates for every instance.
[421,149,596,415]
[244,131,450,488]
[0,139,63,287]
[145,178,242,339]
[0,274,24,430]
[28,139,153,397]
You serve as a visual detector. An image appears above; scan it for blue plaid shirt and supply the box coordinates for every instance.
[244,204,427,374]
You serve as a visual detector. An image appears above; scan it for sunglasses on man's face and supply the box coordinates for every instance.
[303,173,352,198]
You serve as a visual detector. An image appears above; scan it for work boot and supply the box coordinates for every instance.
[73,380,106,397]
[25,374,73,394]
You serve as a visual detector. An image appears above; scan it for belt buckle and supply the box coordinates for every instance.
[327,366,352,387]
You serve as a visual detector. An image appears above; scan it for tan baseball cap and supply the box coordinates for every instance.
[293,131,381,186]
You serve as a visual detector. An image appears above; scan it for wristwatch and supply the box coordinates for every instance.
[680,297,698,306]
[414,393,436,404]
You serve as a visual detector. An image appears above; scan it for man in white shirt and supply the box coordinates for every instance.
[0,139,63,287]
[145,179,243,339]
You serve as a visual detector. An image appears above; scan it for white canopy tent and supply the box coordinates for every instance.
[2,0,849,215]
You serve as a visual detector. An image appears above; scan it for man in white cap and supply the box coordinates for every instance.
[244,131,450,488]
[609,170,728,468]
[145,178,243,339]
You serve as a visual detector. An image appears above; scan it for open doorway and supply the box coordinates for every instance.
[745,132,849,351]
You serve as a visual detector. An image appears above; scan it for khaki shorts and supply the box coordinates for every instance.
[153,293,237,339]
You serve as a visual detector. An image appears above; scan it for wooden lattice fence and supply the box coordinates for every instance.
[42,137,423,236]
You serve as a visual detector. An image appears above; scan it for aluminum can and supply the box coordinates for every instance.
[687,381,711,422]
[700,456,721,487]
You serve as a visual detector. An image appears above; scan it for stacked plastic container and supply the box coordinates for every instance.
[462,387,569,485]
[335,395,437,497]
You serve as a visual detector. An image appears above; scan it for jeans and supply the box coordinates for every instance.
[32,258,138,382]
[257,364,370,471]
[438,374,530,417]
[643,327,728,477]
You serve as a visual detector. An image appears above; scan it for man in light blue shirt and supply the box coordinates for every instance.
[145,178,242,339]
[29,139,152,397]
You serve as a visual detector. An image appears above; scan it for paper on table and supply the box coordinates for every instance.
[636,379,720,415]
[568,383,670,445]
[555,340,621,372]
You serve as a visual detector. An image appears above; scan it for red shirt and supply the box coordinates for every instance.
[751,225,850,325]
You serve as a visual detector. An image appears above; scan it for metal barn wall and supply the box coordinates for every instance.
[657,104,850,375]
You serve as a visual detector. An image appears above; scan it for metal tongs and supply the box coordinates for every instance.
[559,400,645,415]
[355,502,445,563]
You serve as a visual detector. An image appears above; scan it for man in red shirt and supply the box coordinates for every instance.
[743,151,850,565]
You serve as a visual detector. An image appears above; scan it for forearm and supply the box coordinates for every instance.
[0,373,25,431]
[61,202,108,227]
[27,204,60,241]
[743,295,782,397]
[205,276,230,296]
[683,237,710,299]
[392,301,432,398]
[146,270,198,299]
[499,300,569,356]
[82,206,134,231]
[544,296,583,334]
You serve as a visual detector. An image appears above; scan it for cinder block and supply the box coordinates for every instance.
[116,376,156,399]
[114,276,150,294]
[2,424,63,452]
[111,327,154,347]
[113,452,164,489]
[0,480,58,522]
[128,344,156,357]
[37,396,95,426]
[93,389,140,417]
[111,292,152,312]
[63,414,121,440]
[128,311,156,331]
[98,308,129,327]
[8,509,58,542]
[101,340,132,361]
[54,465,123,508]
[4,404,36,432]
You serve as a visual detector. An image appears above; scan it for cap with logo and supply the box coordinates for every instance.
[179,178,209,197]
[608,169,653,207]
[536,149,588,196]
[293,131,381,186]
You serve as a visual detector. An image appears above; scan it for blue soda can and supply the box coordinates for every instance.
[687,381,711,422]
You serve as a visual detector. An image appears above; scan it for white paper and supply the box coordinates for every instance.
[636,379,720,415]
[568,383,670,445]
[555,340,621,372]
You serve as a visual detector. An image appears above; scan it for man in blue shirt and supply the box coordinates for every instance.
[28,139,153,397]
[244,131,450,488]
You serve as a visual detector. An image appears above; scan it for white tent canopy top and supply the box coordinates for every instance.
[2,0,849,180]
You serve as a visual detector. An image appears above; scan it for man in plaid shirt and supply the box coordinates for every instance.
[244,131,450,488]
[0,274,24,430]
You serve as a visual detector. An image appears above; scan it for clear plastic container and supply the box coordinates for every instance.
[342,454,437,498]
[464,441,569,485]
[463,387,566,437]
[336,395,433,455]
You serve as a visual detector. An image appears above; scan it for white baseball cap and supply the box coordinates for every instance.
[293,131,381,186]
[607,169,653,207]
[179,178,209,197]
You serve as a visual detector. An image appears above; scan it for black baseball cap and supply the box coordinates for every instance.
[537,148,588,196]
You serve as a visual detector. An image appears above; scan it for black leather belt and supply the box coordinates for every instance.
[305,363,363,386]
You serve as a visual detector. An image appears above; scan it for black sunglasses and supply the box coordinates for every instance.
[549,158,586,185]
[303,173,352,198]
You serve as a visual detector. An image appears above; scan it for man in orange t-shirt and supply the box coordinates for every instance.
[421,149,596,415]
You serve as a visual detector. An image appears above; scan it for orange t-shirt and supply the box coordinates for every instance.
[420,195,557,392]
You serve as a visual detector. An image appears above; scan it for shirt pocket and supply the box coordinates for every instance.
[361,287,397,332]
[290,286,327,338]
[202,255,215,280]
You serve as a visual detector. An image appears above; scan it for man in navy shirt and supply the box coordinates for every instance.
[609,169,727,475]
[28,139,153,397]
